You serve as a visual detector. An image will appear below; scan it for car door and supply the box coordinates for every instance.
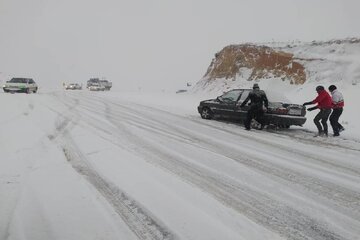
[215,90,243,118]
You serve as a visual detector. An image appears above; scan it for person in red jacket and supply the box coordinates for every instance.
[303,85,332,137]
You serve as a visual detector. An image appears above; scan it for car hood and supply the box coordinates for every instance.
[200,99,217,104]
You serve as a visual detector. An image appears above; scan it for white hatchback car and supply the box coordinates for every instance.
[3,78,38,93]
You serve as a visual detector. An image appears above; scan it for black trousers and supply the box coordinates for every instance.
[244,106,264,129]
[313,108,331,134]
[330,108,344,134]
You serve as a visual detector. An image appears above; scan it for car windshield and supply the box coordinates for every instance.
[9,78,28,83]
[220,90,243,102]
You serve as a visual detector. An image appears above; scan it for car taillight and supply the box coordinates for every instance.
[273,108,289,114]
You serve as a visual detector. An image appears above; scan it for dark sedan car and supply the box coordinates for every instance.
[197,89,306,128]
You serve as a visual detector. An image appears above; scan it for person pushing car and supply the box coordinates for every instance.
[240,83,268,130]
[328,85,345,136]
[303,86,332,137]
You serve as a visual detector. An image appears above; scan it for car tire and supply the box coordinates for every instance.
[26,88,31,94]
[33,88,38,93]
[200,107,213,119]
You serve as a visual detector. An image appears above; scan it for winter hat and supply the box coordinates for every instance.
[253,83,260,89]
[328,85,337,92]
[316,85,324,92]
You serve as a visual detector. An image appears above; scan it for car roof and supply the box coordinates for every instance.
[224,89,252,93]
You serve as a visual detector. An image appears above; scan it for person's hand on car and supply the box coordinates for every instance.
[303,101,312,106]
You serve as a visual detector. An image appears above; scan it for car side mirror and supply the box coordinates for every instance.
[216,96,222,102]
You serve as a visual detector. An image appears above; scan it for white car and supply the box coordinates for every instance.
[88,83,105,91]
[65,83,82,90]
[3,78,38,93]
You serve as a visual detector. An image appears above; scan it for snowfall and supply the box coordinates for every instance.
[1,40,360,240]
[0,80,359,240]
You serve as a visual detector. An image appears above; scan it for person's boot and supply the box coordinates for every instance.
[323,130,328,137]
[314,131,324,137]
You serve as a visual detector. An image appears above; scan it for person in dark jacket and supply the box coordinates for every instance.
[240,83,269,130]
[303,85,332,137]
[328,85,345,136]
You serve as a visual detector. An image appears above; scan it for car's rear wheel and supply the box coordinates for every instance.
[33,88,38,93]
[201,107,213,119]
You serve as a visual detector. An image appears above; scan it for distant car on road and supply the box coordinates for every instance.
[3,78,38,93]
[197,89,306,128]
[65,83,82,90]
[87,78,112,91]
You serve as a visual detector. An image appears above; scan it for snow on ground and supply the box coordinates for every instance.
[1,88,360,240]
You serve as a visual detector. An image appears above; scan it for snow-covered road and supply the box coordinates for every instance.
[1,90,360,240]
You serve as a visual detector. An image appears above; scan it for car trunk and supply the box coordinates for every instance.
[267,102,306,116]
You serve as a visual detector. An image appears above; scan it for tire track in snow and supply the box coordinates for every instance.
[61,137,175,240]
[98,99,360,212]
[49,93,177,240]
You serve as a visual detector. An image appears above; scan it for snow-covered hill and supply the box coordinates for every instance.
[194,38,360,93]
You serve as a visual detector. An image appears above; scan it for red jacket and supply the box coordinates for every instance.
[312,90,332,109]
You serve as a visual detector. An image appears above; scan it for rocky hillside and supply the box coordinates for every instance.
[204,44,306,85]
[194,38,360,93]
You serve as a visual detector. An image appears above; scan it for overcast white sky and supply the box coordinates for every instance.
[1,0,359,90]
